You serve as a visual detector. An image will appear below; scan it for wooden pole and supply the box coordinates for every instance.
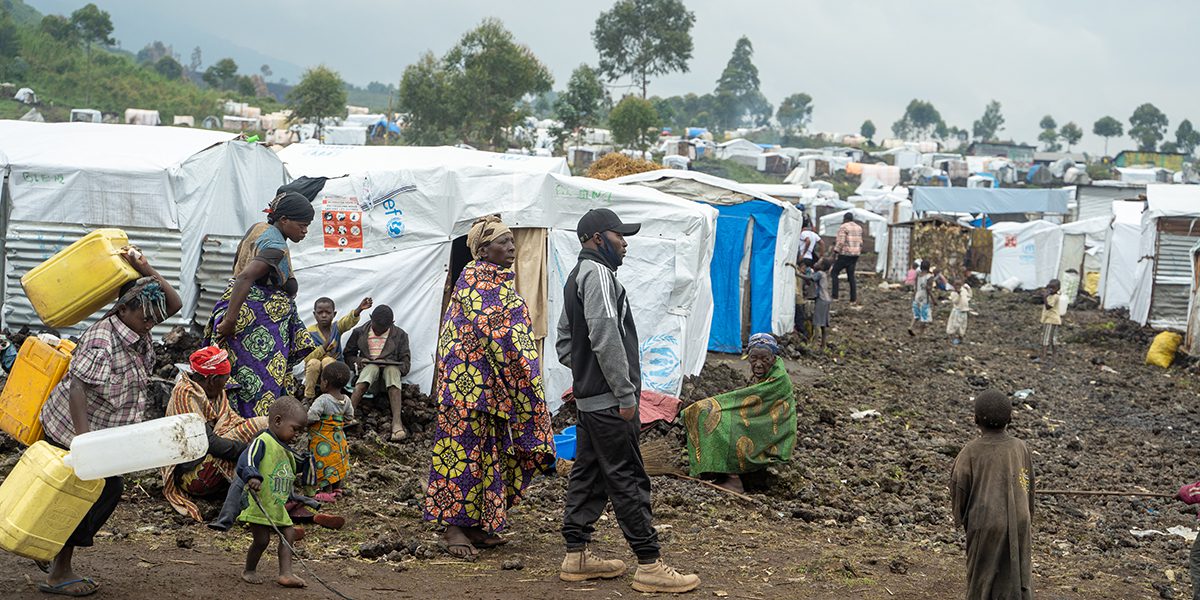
[1036,489,1173,498]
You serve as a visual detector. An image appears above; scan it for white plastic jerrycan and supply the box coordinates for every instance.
[63,413,209,480]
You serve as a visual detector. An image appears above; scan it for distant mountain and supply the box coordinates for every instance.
[3,0,42,25]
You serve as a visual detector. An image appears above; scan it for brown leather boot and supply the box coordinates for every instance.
[559,547,628,582]
[631,559,700,593]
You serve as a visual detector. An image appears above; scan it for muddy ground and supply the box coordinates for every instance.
[2,269,1199,599]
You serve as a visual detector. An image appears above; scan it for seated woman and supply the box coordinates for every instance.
[161,346,268,522]
[681,333,797,493]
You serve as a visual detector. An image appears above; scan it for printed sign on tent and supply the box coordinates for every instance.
[321,196,363,251]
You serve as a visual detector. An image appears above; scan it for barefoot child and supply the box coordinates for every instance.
[801,258,833,349]
[908,260,935,337]
[1039,279,1062,363]
[308,361,353,502]
[303,296,372,399]
[950,390,1035,600]
[238,396,310,588]
[946,278,972,345]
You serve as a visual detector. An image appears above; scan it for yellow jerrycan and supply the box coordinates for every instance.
[0,441,103,561]
[20,229,139,328]
[0,336,76,446]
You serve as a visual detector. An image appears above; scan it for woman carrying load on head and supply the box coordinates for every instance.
[37,254,182,597]
[422,215,556,560]
[681,332,797,494]
[207,191,317,418]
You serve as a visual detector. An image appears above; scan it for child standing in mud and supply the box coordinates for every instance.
[1039,279,1062,363]
[908,260,935,337]
[800,258,833,349]
[950,390,1035,600]
[946,277,972,345]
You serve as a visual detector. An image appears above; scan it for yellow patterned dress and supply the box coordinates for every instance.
[422,260,555,532]
[682,357,797,476]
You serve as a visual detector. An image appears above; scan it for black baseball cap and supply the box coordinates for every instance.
[577,208,640,243]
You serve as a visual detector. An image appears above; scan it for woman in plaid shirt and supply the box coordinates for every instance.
[37,250,181,597]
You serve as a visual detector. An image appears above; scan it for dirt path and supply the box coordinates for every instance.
[1,270,1195,599]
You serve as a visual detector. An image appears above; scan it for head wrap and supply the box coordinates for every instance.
[265,191,315,224]
[109,276,168,321]
[189,346,231,376]
[466,215,512,259]
[746,333,779,356]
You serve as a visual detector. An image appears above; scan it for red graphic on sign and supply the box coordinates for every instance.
[321,196,363,251]
[1004,234,1018,248]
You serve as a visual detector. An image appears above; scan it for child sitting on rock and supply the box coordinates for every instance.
[303,296,372,400]
[308,361,354,502]
[950,390,1035,600]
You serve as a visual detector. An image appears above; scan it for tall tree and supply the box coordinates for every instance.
[1092,116,1123,156]
[203,58,240,90]
[1175,119,1199,156]
[714,36,770,128]
[154,56,183,80]
[860,119,876,141]
[288,65,347,140]
[972,100,1004,142]
[555,64,607,149]
[592,0,695,98]
[260,64,272,78]
[442,18,552,147]
[0,11,18,59]
[608,95,659,151]
[1038,115,1060,151]
[189,46,202,72]
[1129,103,1168,151]
[892,99,942,140]
[40,14,75,44]
[398,52,455,145]
[1059,122,1083,151]
[70,3,114,105]
[136,41,172,65]
[775,93,813,134]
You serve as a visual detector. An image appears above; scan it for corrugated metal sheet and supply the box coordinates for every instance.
[1150,230,1200,331]
[194,234,241,329]
[1076,185,1143,222]
[886,225,911,282]
[3,222,186,336]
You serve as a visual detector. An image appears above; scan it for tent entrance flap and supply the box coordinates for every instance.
[709,213,750,353]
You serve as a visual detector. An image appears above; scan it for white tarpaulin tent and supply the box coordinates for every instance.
[0,120,288,333]
[1129,185,1200,330]
[819,208,889,273]
[1099,199,1148,310]
[608,169,802,339]
[278,144,717,412]
[989,220,1064,289]
[1057,216,1109,303]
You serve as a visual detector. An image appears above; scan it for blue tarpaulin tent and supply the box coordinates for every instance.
[913,187,1069,214]
[708,201,783,353]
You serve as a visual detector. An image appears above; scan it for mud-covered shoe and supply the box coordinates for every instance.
[631,559,700,593]
[559,547,628,582]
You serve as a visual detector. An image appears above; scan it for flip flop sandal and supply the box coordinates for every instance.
[37,577,100,597]
[312,492,338,503]
[313,513,345,530]
[436,540,478,562]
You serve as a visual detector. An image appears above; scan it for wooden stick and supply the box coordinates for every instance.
[1036,489,1173,498]
[663,472,759,503]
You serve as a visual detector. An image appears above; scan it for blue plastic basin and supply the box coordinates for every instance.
[554,434,576,460]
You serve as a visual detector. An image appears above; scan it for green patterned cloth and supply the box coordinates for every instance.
[238,431,297,527]
[682,357,797,476]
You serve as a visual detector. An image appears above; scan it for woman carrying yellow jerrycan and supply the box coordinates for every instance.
[35,249,182,597]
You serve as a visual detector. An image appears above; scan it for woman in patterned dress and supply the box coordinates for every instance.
[207,192,317,417]
[423,216,555,560]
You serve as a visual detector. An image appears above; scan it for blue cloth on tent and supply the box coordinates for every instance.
[707,200,783,353]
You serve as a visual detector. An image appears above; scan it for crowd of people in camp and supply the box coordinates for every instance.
[26,181,1190,600]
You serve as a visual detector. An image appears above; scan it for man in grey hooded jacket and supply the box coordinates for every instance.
[555,208,700,594]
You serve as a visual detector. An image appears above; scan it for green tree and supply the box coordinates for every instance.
[714,36,770,128]
[154,56,183,80]
[1059,122,1083,151]
[203,58,239,90]
[592,0,695,98]
[1038,115,1060,151]
[0,11,18,59]
[398,52,455,145]
[40,14,75,43]
[972,100,1004,142]
[136,41,171,65]
[609,95,659,151]
[1129,103,1168,151]
[1093,115,1123,155]
[260,64,272,78]
[70,3,115,105]
[892,99,942,140]
[1175,119,1199,156]
[288,65,347,140]
[189,46,202,72]
[555,64,606,149]
[776,93,813,134]
[860,119,876,141]
[442,18,553,148]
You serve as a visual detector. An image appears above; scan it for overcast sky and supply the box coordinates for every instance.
[27,0,1198,154]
